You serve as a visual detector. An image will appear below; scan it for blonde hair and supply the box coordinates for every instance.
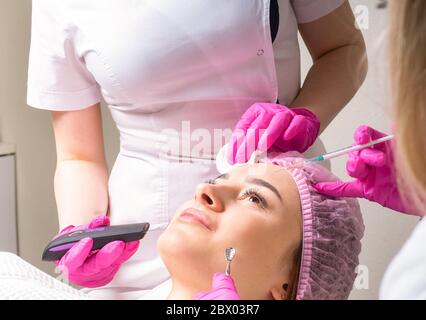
[389,0,426,213]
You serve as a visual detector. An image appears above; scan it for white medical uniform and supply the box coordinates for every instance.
[380,218,426,300]
[27,0,345,299]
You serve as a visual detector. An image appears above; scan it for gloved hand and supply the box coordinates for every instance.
[314,125,421,216]
[53,215,140,288]
[227,103,320,164]
[193,273,240,300]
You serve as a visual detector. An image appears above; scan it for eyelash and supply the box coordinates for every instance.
[205,179,267,209]
[239,188,267,209]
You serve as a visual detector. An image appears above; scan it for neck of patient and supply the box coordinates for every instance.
[167,279,205,300]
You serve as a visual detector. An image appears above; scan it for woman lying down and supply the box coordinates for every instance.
[0,152,364,300]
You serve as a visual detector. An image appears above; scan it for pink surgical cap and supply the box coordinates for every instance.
[261,152,365,300]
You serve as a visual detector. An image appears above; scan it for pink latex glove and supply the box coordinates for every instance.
[53,215,140,288]
[315,125,421,216]
[193,273,241,300]
[228,103,320,164]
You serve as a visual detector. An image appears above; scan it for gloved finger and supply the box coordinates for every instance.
[228,106,263,164]
[193,291,209,300]
[314,181,364,199]
[227,128,246,165]
[54,225,75,239]
[87,271,116,288]
[211,273,240,300]
[211,272,238,291]
[193,291,227,300]
[283,115,307,141]
[358,148,386,167]
[258,111,293,152]
[71,215,110,232]
[234,137,251,164]
[354,125,387,147]
[116,241,140,264]
[87,215,110,229]
[346,152,369,180]
[77,264,120,288]
[234,115,272,164]
[59,237,93,273]
[234,104,264,131]
[193,273,240,300]
[81,242,138,287]
[89,241,126,270]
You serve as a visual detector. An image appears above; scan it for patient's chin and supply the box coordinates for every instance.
[158,223,207,266]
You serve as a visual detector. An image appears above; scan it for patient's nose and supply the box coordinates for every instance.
[195,183,224,213]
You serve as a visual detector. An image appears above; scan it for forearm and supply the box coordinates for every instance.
[290,43,368,132]
[54,159,109,230]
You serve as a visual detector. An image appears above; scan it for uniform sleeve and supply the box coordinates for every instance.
[27,1,101,111]
[291,0,346,24]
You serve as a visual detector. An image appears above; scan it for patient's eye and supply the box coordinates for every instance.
[205,179,217,185]
[238,188,267,209]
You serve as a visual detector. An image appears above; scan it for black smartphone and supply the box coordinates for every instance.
[42,222,150,261]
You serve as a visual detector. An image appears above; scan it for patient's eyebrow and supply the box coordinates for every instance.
[245,178,283,203]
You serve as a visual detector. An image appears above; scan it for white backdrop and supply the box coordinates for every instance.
[298,0,420,299]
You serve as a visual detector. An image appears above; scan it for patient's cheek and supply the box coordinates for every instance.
[215,223,273,260]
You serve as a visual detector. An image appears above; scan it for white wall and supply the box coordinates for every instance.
[0,0,119,275]
[0,0,419,299]
[298,0,419,299]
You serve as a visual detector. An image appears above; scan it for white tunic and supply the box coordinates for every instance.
[380,218,426,300]
[27,0,344,299]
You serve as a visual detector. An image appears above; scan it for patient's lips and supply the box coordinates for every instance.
[179,207,213,231]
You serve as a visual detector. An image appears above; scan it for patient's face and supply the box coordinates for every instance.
[158,163,302,299]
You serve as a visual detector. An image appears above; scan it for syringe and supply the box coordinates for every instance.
[290,134,395,168]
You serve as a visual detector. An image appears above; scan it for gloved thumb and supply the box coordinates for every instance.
[314,181,364,199]
[359,148,386,167]
[87,215,110,229]
[192,273,240,300]
[283,115,307,141]
[211,273,238,292]
[212,272,235,289]
[58,237,93,273]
